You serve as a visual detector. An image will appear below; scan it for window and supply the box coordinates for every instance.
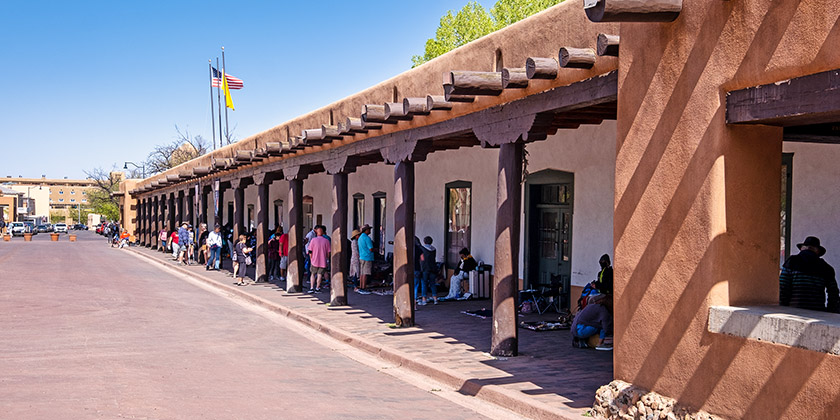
[274,199,283,230]
[373,192,386,256]
[303,196,314,233]
[59,190,64,194]
[353,193,365,229]
[82,199,87,203]
[82,191,86,195]
[70,190,75,194]
[444,181,471,268]
[58,199,64,202]
[70,199,75,202]
[781,153,794,262]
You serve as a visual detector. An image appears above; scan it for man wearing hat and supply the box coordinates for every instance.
[357,224,375,290]
[780,236,840,313]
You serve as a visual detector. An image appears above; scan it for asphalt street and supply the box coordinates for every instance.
[0,232,489,419]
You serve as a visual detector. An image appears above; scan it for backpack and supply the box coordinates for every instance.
[577,283,598,312]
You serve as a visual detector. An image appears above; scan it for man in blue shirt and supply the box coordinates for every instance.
[357,224,375,290]
[177,223,192,266]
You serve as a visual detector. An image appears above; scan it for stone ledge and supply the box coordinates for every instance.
[708,305,840,355]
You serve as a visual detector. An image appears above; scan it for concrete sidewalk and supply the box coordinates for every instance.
[129,246,612,420]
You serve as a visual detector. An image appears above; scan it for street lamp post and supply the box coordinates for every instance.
[123,162,146,179]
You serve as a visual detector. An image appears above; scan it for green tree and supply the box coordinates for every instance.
[83,168,123,222]
[411,0,563,68]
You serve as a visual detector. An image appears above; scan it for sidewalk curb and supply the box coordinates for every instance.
[128,248,579,420]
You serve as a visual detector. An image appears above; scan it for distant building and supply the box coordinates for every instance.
[1,176,99,223]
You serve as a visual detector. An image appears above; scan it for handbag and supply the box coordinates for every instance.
[245,256,252,265]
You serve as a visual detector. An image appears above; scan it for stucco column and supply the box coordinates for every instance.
[330,172,349,306]
[286,173,306,293]
[491,141,523,357]
[254,174,271,283]
[232,180,247,242]
[393,160,416,327]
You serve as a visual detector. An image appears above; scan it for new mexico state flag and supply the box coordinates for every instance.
[223,74,235,110]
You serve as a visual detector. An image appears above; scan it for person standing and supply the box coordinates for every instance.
[307,226,331,293]
[780,236,840,313]
[158,227,168,252]
[268,233,280,282]
[591,254,613,296]
[350,229,361,291]
[233,234,253,286]
[169,227,179,259]
[419,236,438,305]
[206,225,223,271]
[197,223,209,265]
[357,224,375,291]
[177,223,191,265]
[277,226,289,281]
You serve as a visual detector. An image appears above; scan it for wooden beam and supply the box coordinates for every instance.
[192,166,211,176]
[445,71,504,97]
[235,150,255,162]
[320,124,342,139]
[442,85,476,102]
[597,33,620,56]
[559,47,597,69]
[585,0,681,23]
[526,57,559,79]
[302,128,326,145]
[362,104,397,124]
[384,102,412,120]
[265,142,284,155]
[403,97,431,115]
[426,95,453,111]
[166,174,180,183]
[727,68,840,126]
[502,68,529,89]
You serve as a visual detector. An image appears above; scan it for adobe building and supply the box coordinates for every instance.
[123,1,840,418]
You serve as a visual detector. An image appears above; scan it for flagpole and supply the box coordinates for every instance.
[215,57,224,148]
[222,46,230,145]
[208,60,217,151]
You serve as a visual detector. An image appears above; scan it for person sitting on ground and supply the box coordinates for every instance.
[445,248,478,300]
[591,254,613,296]
[118,229,130,249]
[780,236,840,313]
[233,234,253,286]
[571,294,613,350]
[419,236,438,305]
[306,225,331,293]
[206,225,223,271]
[357,224,375,291]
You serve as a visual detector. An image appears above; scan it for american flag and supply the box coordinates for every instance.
[211,67,244,90]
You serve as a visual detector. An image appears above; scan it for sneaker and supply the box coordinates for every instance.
[315,288,321,293]
[418,300,427,306]
[355,289,371,295]
[595,346,613,351]
[307,289,316,294]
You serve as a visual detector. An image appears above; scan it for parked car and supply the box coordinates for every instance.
[36,224,50,233]
[23,222,37,235]
[54,223,68,233]
[73,224,88,230]
[10,222,25,237]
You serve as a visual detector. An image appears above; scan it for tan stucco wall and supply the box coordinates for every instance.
[615,0,840,418]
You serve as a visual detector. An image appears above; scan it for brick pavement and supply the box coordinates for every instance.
[130,245,613,420]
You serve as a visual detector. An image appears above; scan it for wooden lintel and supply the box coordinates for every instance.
[727,68,840,126]
[585,0,682,23]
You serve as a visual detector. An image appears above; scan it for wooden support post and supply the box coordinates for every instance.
[559,47,597,69]
[167,193,176,232]
[286,176,305,293]
[330,172,349,306]
[492,142,523,357]
[199,186,209,227]
[392,160,416,327]
[186,189,195,228]
[233,181,245,242]
[152,196,160,249]
[255,176,270,283]
[176,191,185,226]
[597,33,620,56]
[141,199,148,246]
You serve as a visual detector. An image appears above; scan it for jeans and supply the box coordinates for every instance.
[575,324,606,340]
[413,271,423,300]
[207,246,221,269]
[419,271,437,300]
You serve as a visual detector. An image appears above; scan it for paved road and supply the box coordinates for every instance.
[0,232,488,419]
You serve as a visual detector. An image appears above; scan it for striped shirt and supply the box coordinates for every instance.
[779,250,840,313]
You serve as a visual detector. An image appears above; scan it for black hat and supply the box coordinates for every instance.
[797,236,826,256]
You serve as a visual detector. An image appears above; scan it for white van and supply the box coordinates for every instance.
[54,223,68,233]
[10,222,25,236]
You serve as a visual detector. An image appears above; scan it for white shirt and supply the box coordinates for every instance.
[207,231,223,247]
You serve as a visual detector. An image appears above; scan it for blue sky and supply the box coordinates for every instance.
[1,1,493,180]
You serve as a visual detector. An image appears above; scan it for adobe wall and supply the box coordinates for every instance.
[614,0,840,418]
